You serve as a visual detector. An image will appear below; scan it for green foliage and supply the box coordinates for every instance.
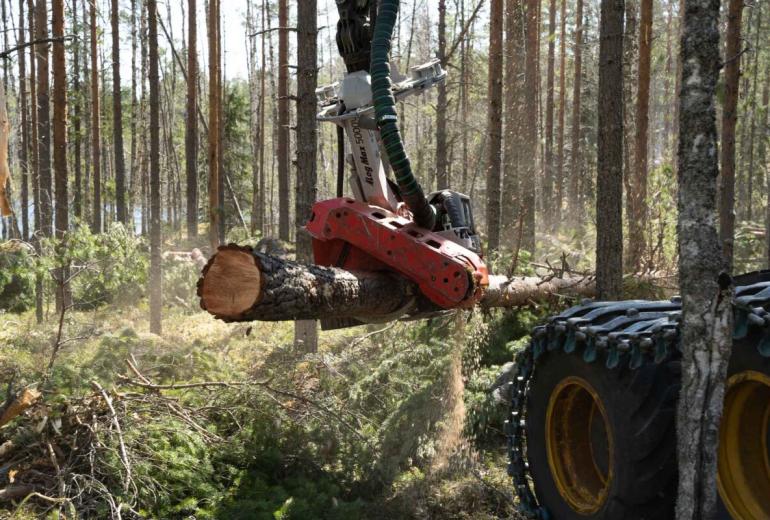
[0,242,36,312]
[39,223,149,309]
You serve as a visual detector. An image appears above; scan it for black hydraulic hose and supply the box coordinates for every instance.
[370,0,436,229]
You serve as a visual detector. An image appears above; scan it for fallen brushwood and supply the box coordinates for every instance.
[197,244,603,323]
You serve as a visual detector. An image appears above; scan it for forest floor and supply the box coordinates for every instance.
[0,281,526,519]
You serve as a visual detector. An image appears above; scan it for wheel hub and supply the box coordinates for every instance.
[718,371,770,520]
[546,376,613,515]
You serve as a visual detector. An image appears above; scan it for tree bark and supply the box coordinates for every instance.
[675,0,733,515]
[186,0,198,239]
[596,0,625,300]
[521,0,538,253]
[294,0,319,351]
[208,0,221,251]
[555,0,566,224]
[277,0,290,242]
[52,0,70,311]
[502,0,525,249]
[18,0,29,240]
[568,0,584,219]
[198,246,608,323]
[72,0,83,222]
[627,0,652,272]
[544,0,557,227]
[111,0,127,224]
[718,0,743,269]
[148,0,162,335]
[436,0,449,190]
[485,0,504,252]
[89,0,102,233]
[35,0,51,237]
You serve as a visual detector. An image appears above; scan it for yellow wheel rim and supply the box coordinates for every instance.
[718,371,770,520]
[546,376,614,515]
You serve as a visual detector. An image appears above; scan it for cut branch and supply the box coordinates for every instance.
[197,245,603,323]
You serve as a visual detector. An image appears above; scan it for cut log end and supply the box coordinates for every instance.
[200,248,261,318]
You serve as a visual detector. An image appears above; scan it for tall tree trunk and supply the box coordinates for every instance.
[675,0,733,515]
[18,0,29,241]
[743,6,762,224]
[719,0,743,268]
[485,0,504,252]
[622,0,637,270]
[627,0,652,271]
[294,0,318,353]
[521,0,538,253]
[502,0,525,248]
[186,0,198,239]
[277,0,290,241]
[111,0,127,224]
[436,0,449,189]
[35,0,51,237]
[207,0,220,250]
[72,0,83,222]
[148,0,162,335]
[129,0,138,227]
[53,0,70,312]
[568,0,584,219]
[555,0,567,225]
[596,0,625,299]
[544,0,556,228]
[258,0,267,234]
[28,0,42,323]
[90,0,101,233]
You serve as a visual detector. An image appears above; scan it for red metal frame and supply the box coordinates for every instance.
[307,198,489,309]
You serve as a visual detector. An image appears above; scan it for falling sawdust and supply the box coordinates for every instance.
[430,314,478,475]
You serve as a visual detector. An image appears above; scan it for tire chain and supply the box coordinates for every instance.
[505,272,770,518]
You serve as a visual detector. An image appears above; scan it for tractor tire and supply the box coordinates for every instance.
[525,348,680,520]
[716,331,770,520]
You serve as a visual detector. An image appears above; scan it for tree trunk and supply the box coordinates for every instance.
[675,0,733,516]
[742,6,762,224]
[35,0,51,237]
[544,0,556,228]
[294,0,319,352]
[111,0,127,224]
[596,0,625,300]
[555,0,567,225]
[622,0,637,270]
[148,0,162,335]
[18,0,29,241]
[718,0,743,268]
[28,0,42,324]
[502,0,525,249]
[208,0,220,251]
[521,0,538,253]
[277,0,290,242]
[72,0,83,222]
[436,0,449,190]
[89,0,102,233]
[52,0,70,311]
[186,0,198,239]
[627,0,652,271]
[568,0,584,219]
[485,0,504,252]
[198,247,600,323]
[129,0,138,226]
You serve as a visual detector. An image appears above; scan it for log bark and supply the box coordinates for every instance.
[197,246,601,322]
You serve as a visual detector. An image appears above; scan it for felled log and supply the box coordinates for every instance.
[198,244,417,322]
[198,245,600,323]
